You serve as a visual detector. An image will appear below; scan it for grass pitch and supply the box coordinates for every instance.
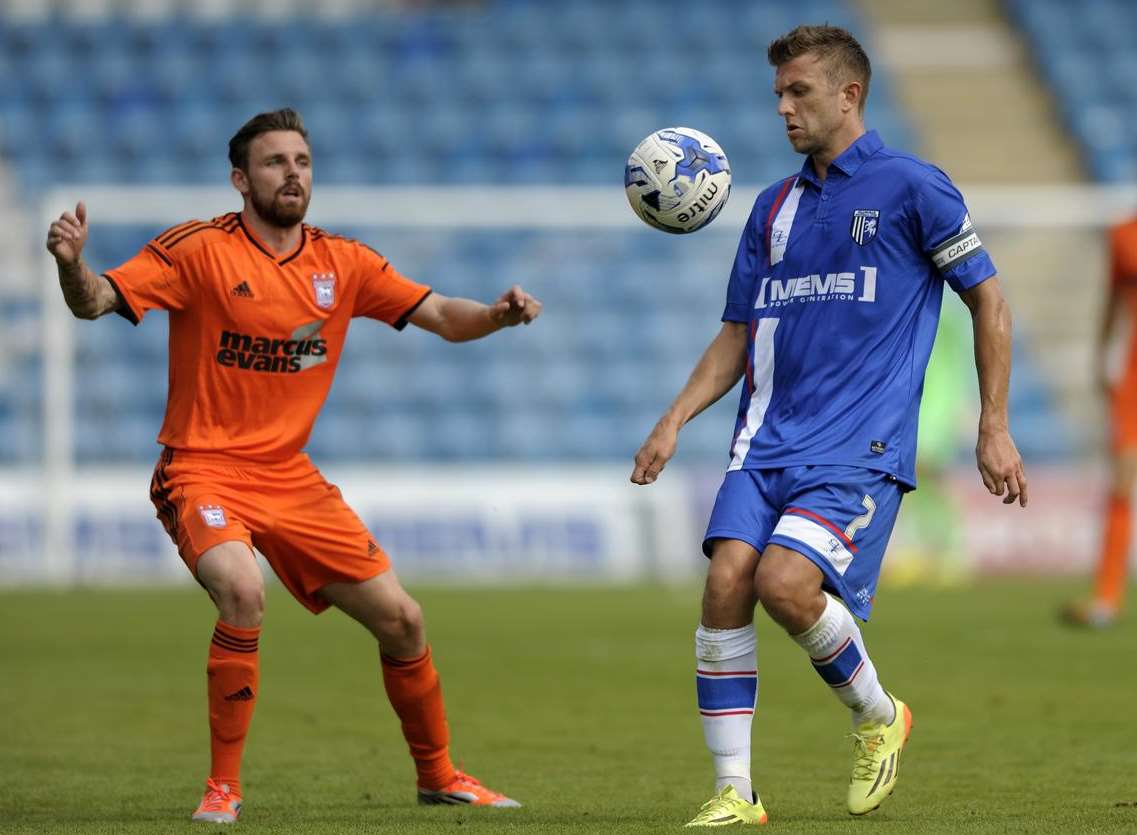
[1,580,1135,834]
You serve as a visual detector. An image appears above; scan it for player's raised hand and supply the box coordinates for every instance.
[489,284,542,327]
[976,427,1028,507]
[46,201,88,267]
[631,418,680,485]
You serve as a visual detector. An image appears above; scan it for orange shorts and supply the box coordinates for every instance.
[149,448,390,613]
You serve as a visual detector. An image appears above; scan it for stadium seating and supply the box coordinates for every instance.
[1007,0,1137,182]
[0,0,1071,465]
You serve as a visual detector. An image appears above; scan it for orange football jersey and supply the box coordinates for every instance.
[104,212,431,461]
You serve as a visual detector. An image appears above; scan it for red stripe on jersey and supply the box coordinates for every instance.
[764,176,796,263]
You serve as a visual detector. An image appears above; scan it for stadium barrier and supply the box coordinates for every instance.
[0,463,1105,584]
[0,465,698,584]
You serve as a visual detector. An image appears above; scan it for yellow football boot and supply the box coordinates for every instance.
[685,785,768,827]
[847,693,913,815]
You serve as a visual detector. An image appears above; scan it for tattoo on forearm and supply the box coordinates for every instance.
[58,261,94,310]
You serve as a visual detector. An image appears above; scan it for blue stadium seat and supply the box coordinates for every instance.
[353,409,432,458]
[1011,0,1137,183]
[0,414,39,464]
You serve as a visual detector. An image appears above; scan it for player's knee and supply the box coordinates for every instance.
[754,562,810,625]
[212,575,265,626]
[703,558,757,613]
[394,597,424,642]
[695,561,759,627]
[372,596,424,648]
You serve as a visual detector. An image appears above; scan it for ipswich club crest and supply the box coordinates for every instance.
[850,209,879,245]
[312,272,336,308]
[198,505,227,528]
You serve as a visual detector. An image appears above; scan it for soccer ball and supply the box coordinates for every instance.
[624,127,732,234]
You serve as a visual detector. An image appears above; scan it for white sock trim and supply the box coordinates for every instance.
[695,624,756,664]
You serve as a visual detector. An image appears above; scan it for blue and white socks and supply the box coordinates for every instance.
[695,624,758,800]
[792,592,894,726]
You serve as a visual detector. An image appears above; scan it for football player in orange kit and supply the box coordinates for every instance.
[1063,216,1137,627]
[46,108,540,822]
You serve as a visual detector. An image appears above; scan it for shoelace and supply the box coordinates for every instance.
[199,779,234,811]
[452,770,484,789]
[696,787,734,812]
[847,731,885,782]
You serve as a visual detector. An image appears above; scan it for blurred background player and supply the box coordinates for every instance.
[886,302,975,587]
[1062,214,1137,627]
[45,108,538,823]
[631,24,1027,826]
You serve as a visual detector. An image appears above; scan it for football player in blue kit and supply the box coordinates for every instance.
[630,24,1028,826]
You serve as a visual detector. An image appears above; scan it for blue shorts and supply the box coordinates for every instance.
[703,466,905,620]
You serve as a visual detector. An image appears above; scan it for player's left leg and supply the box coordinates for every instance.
[253,457,519,808]
[318,573,520,808]
[755,466,910,815]
[756,547,910,815]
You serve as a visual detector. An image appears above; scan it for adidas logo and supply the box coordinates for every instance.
[367,539,379,555]
[231,281,254,298]
[224,686,255,702]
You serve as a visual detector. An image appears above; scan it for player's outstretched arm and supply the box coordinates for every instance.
[45,201,119,320]
[631,321,748,485]
[407,284,542,342]
[960,276,1028,507]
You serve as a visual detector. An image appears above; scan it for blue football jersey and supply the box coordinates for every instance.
[722,130,995,487]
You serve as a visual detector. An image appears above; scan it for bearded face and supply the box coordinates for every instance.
[234,130,313,228]
[248,175,310,228]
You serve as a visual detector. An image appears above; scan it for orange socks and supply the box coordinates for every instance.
[206,621,260,795]
[1094,495,1132,610]
[381,646,456,790]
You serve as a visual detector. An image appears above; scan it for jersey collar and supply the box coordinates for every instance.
[798,129,884,185]
[237,213,307,265]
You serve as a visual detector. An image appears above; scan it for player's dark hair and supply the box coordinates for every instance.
[767,25,872,113]
[228,108,309,170]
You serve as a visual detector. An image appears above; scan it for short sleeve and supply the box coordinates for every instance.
[722,201,765,323]
[914,168,996,294]
[350,244,432,329]
[102,238,185,325]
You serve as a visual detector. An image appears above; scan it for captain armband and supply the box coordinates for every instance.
[930,221,985,274]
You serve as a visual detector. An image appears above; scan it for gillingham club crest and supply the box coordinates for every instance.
[850,209,879,245]
[312,272,336,308]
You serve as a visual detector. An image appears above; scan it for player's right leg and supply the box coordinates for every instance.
[190,541,264,824]
[1062,447,1137,627]
[686,540,767,827]
[686,470,779,827]
[149,450,267,823]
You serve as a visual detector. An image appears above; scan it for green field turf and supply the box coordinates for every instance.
[1,580,1135,834]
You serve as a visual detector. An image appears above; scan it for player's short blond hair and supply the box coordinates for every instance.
[228,108,309,171]
[767,25,872,113]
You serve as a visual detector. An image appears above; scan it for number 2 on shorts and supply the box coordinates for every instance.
[844,494,877,541]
